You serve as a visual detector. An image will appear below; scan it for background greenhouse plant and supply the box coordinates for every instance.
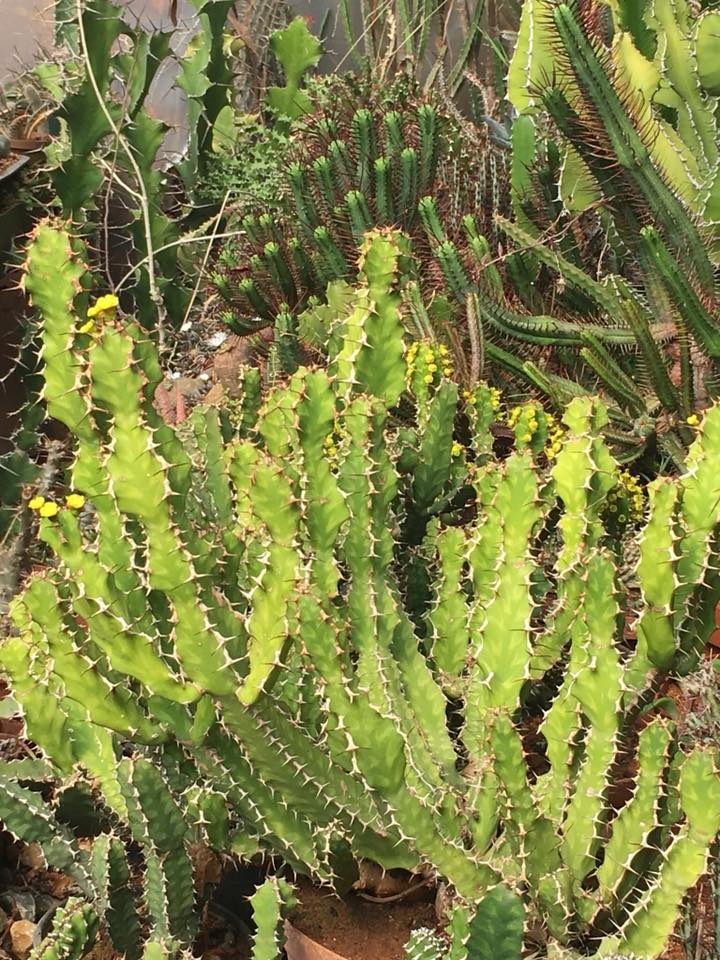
[213,0,720,468]
[1,221,719,960]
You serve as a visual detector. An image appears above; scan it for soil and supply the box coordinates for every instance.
[289,878,440,960]
[0,152,26,178]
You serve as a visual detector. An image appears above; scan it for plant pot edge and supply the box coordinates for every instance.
[284,919,350,960]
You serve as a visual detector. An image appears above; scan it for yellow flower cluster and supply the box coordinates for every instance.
[323,432,339,459]
[606,471,645,522]
[613,470,645,521]
[451,441,463,457]
[28,493,86,519]
[462,385,501,411]
[87,293,119,319]
[80,293,120,335]
[507,403,540,445]
[544,412,565,460]
[686,414,700,427]
[406,341,453,386]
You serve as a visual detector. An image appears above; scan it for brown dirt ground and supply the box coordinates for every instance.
[290,878,440,960]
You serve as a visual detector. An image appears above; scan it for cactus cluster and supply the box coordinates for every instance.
[212,77,512,347]
[499,0,720,463]
[2,222,720,960]
[213,30,719,466]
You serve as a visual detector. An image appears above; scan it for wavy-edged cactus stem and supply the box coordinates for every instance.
[29,900,99,960]
[7,222,720,960]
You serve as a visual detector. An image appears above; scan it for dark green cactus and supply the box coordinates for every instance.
[213,76,512,347]
[403,887,525,960]
[499,0,720,464]
[3,223,720,960]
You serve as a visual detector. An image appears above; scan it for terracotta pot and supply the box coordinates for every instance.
[285,921,348,960]
[9,136,49,155]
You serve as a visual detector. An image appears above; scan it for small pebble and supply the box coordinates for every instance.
[207,331,228,349]
[9,920,37,960]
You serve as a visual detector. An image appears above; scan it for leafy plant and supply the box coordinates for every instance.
[199,113,290,208]
[44,0,236,330]
[3,222,720,959]
[266,17,323,121]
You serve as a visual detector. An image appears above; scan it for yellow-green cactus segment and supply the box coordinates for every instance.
[490,710,565,920]
[235,451,300,706]
[675,405,720,663]
[36,510,195,703]
[12,578,162,742]
[466,452,540,720]
[24,221,92,442]
[354,230,407,406]
[297,370,349,597]
[607,749,720,958]
[595,718,673,905]
[560,551,622,884]
[635,480,681,668]
[89,327,233,695]
[428,524,469,688]
[0,626,76,773]
[535,399,618,822]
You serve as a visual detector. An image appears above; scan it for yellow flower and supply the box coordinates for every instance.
[424,374,434,384]
[87,293,119,319]
[65,493,86,510]
[39,501,59,518]
[686,414,700,426]
[451,441,462,457]
[522,433,532,443]
[28,495,45,510]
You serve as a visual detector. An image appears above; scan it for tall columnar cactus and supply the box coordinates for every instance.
[3,222,720,959]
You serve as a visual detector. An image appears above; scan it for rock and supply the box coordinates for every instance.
[9,920,37,960]
[0,891,35,922]
[212,336,254,397]
[19,842,45,871]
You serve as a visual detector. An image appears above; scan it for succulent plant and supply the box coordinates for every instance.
[2,222,720,960]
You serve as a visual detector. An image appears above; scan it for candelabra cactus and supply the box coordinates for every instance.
[3,221,720,959]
